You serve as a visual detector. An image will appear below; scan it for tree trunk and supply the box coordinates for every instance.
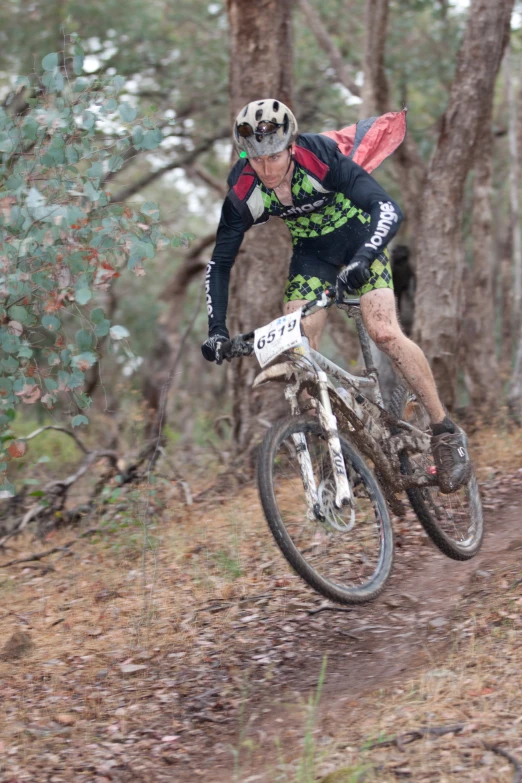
[461,121,500,412]
[413,0,513,409]
[359,0,398,407]
[507,327,522,423]
[360,0,390,117]
[506,46,522,340]
[227,0,294,457]
[298,0,424,241]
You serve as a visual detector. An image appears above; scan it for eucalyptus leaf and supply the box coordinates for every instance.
[72,351,97,369]
[76,329,93,350]
[142,128,163,150]
[41,315,61,332]
[110,325,130,341]
[42,52,59,71]
[75,287,92,305]
[8,306,28,323]
[0,481,15,498]
[140,202,160,222]
[119,102,137,123]
[71,415,89,428]
[94,319,110,338]
[90,307,106,324]
[73,55,84,75]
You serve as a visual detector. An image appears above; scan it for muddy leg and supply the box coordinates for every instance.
[283,299,328,351]
[360,288,446,424]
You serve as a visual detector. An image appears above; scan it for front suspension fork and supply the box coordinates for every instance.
[315,370,352,509]
[285,367,352,513]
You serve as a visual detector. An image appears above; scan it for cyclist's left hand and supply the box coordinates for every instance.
[201,331,229,364]
[337,257,371,295]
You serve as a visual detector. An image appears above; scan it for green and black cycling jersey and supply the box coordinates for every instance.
[206,132,403,337]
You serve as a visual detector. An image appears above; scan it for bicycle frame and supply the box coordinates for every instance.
[252,293,436,517]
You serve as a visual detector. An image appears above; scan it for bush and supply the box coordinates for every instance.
[0,39,173,491]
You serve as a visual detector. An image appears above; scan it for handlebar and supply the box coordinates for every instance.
[216,334,255,364]
[217,288,360,364]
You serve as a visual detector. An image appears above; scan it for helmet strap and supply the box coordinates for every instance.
[283,148,294,179]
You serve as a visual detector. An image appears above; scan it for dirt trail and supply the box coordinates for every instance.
[196,478,522,783]
[2,471,521,783]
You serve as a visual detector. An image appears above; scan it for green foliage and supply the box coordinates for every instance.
[0,41,171,473]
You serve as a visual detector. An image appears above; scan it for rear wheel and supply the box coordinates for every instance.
[390,389,484,561]
[257,415,394,604]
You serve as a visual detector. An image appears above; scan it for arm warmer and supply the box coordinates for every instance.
[206,198,247,336]
[325,147,404,265]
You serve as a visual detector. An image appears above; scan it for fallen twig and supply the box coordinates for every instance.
[308,603,354,615]
[0,527,100,568]
[363,726,522,782]
[364,724,465,751]
[483,743,522,783]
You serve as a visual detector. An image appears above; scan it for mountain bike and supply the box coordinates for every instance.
[220,290,483,605]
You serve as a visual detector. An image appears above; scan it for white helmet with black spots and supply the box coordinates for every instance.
[233,99,298,158]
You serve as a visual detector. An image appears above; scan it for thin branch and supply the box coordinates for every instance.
[46,449,118,491]
[160,232,215,301]
[298,0,361,97]
[146,286,205,445]
[157,446,193,505]
[185,163,227,197]
[18,425,89,454]
[112,130,228,203]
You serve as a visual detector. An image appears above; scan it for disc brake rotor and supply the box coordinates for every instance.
[316,479,355,532]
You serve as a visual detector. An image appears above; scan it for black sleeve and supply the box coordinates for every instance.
[325,147,404,265]
[206,197,247,337]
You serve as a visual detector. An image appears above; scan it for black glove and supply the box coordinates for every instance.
[201,329,229,364]
[337,257,372,295]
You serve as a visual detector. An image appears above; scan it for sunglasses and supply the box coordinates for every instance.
[237,120,283,139]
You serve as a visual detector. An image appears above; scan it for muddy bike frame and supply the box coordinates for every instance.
[225,291,438,518]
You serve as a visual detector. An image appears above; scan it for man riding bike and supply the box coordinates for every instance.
[201,99,470,494]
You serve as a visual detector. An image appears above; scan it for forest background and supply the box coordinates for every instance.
[0,0,521,528]
[2,2,522,782]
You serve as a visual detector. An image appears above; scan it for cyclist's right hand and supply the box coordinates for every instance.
[201,330,230,364]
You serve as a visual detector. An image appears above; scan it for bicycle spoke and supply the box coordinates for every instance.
[272,430,384,590]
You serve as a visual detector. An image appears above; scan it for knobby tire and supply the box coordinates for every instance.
[389,386,484,561]
[257,415,394,605]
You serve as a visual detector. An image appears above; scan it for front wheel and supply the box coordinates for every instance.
[256,415,394,605]
[390,389,484,561]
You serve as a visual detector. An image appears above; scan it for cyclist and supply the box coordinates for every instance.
[201,99,470,494]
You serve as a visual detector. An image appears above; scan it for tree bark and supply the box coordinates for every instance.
[461,121,500,412]
[298,0,424,241]
[360,0,390,117]
[506,46,522,421]
[413,0,513,409]
[506,45,522,340]
[226,0,295,457]
[507,326,522,423]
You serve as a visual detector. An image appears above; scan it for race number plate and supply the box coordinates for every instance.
[254,310,302,368]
